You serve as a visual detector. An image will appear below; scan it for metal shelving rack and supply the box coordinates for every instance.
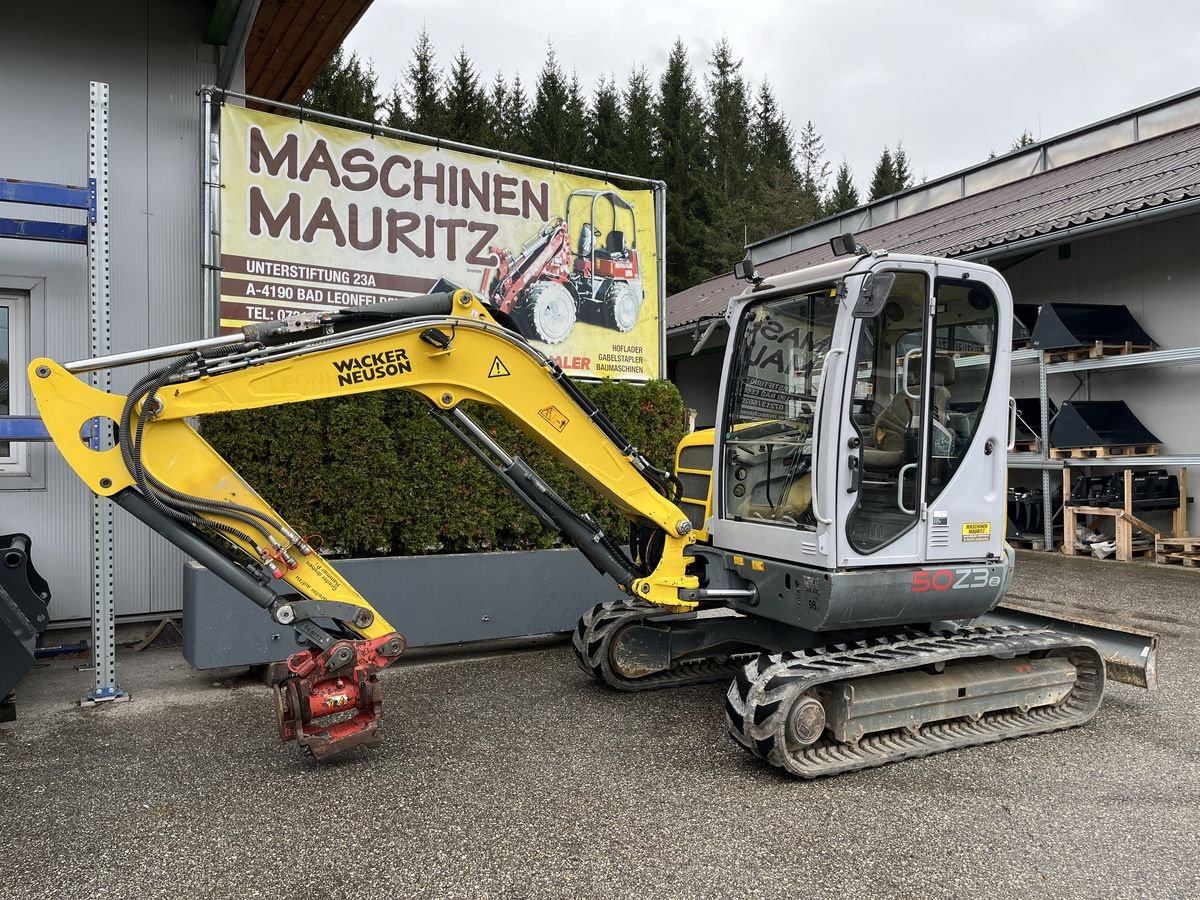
[0,82,126,705]
[1023,343,1200,549]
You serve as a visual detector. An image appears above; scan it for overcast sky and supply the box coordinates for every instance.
[345,0,1200,194]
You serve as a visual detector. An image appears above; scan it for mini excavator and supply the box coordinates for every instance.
[29,238,1155,775]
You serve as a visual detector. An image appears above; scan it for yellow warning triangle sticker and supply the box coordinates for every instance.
[489,356,511,378]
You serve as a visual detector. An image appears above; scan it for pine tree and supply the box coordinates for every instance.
[620,67,655,178]
[383,85,407,130]
[529,46,585,163]
[654,39,713,293]
[868,146,897,201]
[563,73,588,165]
[587,76,624,173]
[797,120,830,212]
[304,48,380,124]
[704,38,753,202]
[504,74,531,156]
[443,47,485,145]
[747,82,810,243]
[824,160,860,215]
[893,142,913,191]
[484,72,508,150]
[1011,129,1036,150]
[403,28,443,136]
[750,82,794,174]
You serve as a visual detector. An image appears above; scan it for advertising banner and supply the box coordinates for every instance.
[217,105,662,380]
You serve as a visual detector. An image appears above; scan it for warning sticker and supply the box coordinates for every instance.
[538,405,569,432]
[962,522,991,542]
[489,356,510,378]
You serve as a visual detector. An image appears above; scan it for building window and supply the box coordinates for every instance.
[0,291,29,475]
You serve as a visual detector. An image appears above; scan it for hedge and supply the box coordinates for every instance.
[202,379,686,557]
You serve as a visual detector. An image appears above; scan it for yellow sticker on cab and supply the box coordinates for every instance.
[962,522,991,542]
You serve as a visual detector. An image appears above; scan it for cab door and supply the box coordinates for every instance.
[921,266,1009,561]
[710,284,850,572]
[836,266,934,567]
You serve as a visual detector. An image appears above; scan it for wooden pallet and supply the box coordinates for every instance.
[1158,535,1200,553]
[1007,533,1050,551]
[1042,341,1154,364]
[1050,443,1160,459]
[1155,551,1200,568]
[1010,439,1040,454]
[1155,535,1200,567]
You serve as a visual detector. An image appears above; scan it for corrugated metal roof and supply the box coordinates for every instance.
[666,123,1200,328]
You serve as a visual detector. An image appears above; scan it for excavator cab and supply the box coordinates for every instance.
[714,251,1010,576]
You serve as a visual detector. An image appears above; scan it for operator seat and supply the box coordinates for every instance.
[597,229,627,259]
[862,356,955,471]
[574,224,598,276]
[736,474,812,523]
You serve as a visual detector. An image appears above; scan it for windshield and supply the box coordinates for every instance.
[721,286,839,529]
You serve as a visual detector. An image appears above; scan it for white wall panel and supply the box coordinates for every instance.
[0,3,218,621]
[1005,213,1200,532]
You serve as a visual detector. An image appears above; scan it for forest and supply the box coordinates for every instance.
[304,31,917,296]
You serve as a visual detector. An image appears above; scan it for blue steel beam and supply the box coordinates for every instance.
[0,218,87,243]
[0,178,91,210]
[0,417,52,441]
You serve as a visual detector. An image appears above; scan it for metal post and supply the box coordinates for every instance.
[200,89,222,338]
[1039,350,1054,551]
[83,82,128,706]
[655,182,667,381]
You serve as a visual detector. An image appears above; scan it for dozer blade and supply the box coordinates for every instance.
[274,632,406,759]
[726,625,1104,778]
[980,600,1158,690]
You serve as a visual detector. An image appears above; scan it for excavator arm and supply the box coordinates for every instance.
[30,289,697,757]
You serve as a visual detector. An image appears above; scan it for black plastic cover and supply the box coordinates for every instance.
[1013,398,1058,442]
[0,533,50,699]
[1030,303,1155,351]
[1012,304,1041,346]
[1068,469,1179,511]
[1049,400,1160,449]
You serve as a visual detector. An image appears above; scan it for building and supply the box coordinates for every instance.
[666,87,1200,543]
[667,88,1200,456]
[0,2,370,624]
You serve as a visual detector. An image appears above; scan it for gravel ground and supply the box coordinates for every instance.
[2,550,1198,899]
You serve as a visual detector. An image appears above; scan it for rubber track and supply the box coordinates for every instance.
[571,600,748,692]
[725,625,1106,778]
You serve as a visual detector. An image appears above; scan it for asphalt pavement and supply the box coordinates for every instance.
[2,550,1198,899]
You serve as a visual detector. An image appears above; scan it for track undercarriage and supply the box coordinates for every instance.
[573,600,1106,778]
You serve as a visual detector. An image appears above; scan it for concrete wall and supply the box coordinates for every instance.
[184,549,625,668]
[0,5,221,621]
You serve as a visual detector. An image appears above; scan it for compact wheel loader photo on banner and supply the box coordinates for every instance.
[486,189,644,344]
[28,235,1155,775]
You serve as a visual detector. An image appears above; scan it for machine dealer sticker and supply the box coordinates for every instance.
[962,522,991,542]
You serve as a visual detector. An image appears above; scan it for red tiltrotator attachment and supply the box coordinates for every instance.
[273,632,406,759]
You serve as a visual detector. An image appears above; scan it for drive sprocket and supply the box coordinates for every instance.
[572,599,747,691]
